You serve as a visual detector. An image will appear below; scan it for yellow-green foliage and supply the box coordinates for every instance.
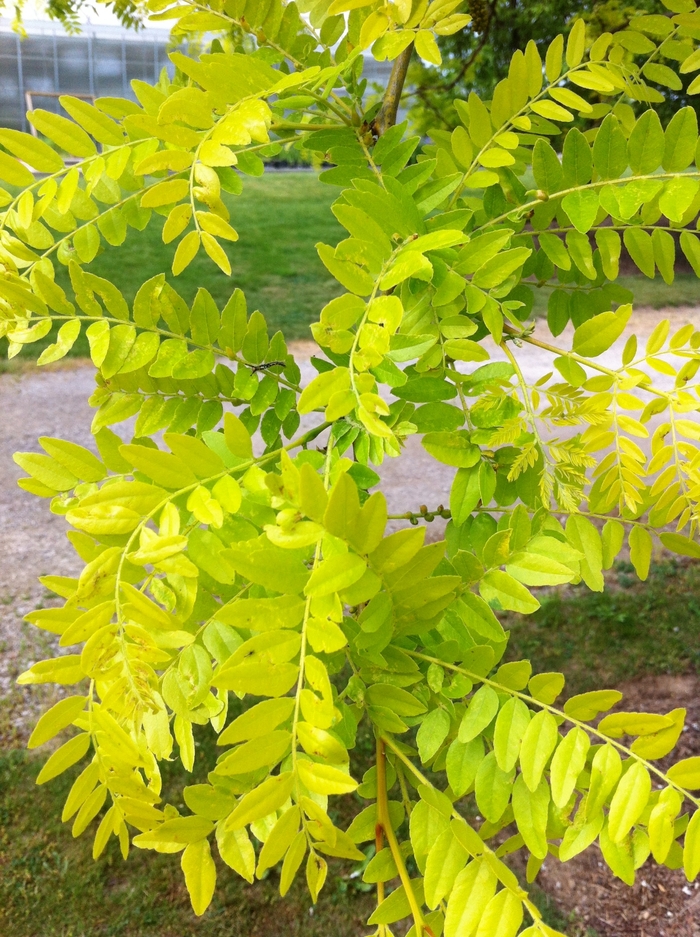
[4,2,700,933]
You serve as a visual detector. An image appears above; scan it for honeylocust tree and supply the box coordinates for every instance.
[5,2,700,934]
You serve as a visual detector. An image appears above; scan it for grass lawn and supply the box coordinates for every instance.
[506,558,700,693]
[3,171,700,364]
[0,751,377,937]
[0,713,378,937]
[3,172,344,361]
[59,172,344,339]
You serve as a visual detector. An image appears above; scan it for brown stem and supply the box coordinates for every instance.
[372,43,414,137]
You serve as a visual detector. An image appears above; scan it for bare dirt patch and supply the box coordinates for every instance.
[533,674,700,937]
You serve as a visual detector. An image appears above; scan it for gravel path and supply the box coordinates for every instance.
[1,306,698,741]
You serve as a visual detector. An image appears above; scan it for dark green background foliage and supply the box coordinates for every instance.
[410,0,697,132]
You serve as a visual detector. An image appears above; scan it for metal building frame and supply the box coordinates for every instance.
[0,20,177,132]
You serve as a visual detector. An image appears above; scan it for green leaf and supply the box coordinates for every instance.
[298,368,351,414]
[14,451,79,492]
[475,751,514,822]
[173,231,200,276]
[493,697,531,772]
[528,672,565,705]
[101,323,136,379]
[564,690,623,721]
[561,189,599,234]
[422,432,480,468]
[349,802,405,843]
[512,775,550,859]
[424,825,469,909]
[572,305,632,357]
[598,711,674,738]
[520,710,559,791]
[28,696,87,749]
[28,109,97,157]
[256,806,301,875]
[629,525,653,581]
[218,731,291,776]
[0,150,35,187]
[599,823,635,885]
[279,830,306,896]
[216,826,255,883]
[680,230,700,277]
[59,96,124,146]
[36,733,91,784]
[651,228,675,287]
[480,570,540,614]
[593,115,628,180]
[417,708,451,764]
[628,109,665,174]
[566,17,586,66]
[472,248,531,289]
[596,229,621,280]
[181,840,216,916]
[608,762,651,842]
[444,858,498,937]
[505,551,574,587]
[684,809,700,881]
[459,685,500,743]
[659,176,699,225]
[317,242,374,295]
[217,699,295,747]
[660,533,700,559]
[668,756,700,789]
[450,465,481,526]
[37,319,82,366]
[562,128,592,188]
[297,761,357,795]
[560,810,604,862]
[119,444,197,489]
[0,129,64,172]
[368,880,426,925]
[224,773,294,831]
[241,310,268,364]
[141,179,190,209]
[538,233,570,270]
[565,514,604,591]
[566,230,596,279]
[532,139,563,194]
[223,540,309,594]
[457,591,505,642]
[589,748,626,818]
[305,553,366,597]
[550,727,590,807]
[456,231,512,274]
[367,683,427,717]
[40,438,106,484]
[663,106,698,171]
[213,653,299,699]
[446,737,485,797]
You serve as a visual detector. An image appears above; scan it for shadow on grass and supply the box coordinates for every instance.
[0,729,377,937]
